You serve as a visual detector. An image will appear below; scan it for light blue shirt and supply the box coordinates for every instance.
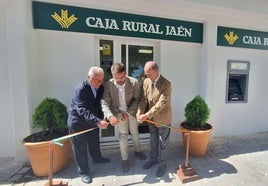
[90,84,97,98]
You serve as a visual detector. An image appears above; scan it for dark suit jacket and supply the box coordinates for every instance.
[67,80,104,132]
[138,75,172,125]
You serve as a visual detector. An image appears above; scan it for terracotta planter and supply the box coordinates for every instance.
[180,123,213,157]
[22,139,71,177]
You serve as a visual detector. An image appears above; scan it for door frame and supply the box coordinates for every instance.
[95,36,160,143]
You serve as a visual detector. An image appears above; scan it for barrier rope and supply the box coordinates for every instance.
[47,119,191,185]
[144,119,189,133]
[47,127,98,186]
[52,127,98,146]
[144,119,191,167]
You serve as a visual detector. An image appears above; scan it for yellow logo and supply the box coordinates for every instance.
[51,9,77,28]
[224,31,239,45]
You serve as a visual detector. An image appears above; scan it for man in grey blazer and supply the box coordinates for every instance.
[136,61,172,177]
[102,63,146,172]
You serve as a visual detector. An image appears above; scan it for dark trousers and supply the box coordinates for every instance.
[69,128,102,175]
[148,124,170,163]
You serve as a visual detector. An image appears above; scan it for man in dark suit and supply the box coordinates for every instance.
[68,67,110,184]
[136,61,172,177]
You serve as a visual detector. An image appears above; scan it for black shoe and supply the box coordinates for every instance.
[93,157,110,164]
[135,151,147,160]
[81,175,92,184]
[143,160,158,169]
[156,163,166,177]
[122,159,130,172]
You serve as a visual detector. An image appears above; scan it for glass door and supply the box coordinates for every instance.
[98,38,156,142]
[121,44,153,139]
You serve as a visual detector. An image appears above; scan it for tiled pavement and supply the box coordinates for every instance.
[1,132,268,186]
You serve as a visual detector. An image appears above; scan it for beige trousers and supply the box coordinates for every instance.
[118,115,141,160]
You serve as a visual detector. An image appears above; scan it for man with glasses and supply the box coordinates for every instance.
[102,63,146,172]
[68,67,110,184]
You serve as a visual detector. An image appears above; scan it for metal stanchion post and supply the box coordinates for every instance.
[44,142,68,186]
[43,128,97,186]
[176,130,199,183]
[144,119,199,183]
[49,142,53,186]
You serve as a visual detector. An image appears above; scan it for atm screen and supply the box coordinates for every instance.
[228,79,243,101]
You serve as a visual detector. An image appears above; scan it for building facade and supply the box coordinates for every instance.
[1,0,268,162]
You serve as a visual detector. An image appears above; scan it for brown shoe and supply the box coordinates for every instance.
[122,159,130,172]
[135,151,147,160]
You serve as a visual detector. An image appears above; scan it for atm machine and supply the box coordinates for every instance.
[226,60,250,103]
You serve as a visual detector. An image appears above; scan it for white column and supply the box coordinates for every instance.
[200,20,217,130]
[6,0,31,162]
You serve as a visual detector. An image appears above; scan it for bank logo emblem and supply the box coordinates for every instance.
[224,31,239,45]
[51,9,77,28]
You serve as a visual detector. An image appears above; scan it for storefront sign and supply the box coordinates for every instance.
[218,26,268,50]
[32,1,203,43]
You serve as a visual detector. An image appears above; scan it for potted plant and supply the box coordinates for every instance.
[180,95,213,157]
[22,97,71,177]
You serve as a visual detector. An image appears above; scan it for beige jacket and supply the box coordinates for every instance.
[138,75,172,125]
[102,76,140,119]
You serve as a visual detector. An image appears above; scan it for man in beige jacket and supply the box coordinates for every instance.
[136,61,172,177]
[102,63,146,172]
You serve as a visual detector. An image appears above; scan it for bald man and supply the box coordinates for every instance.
[136,61,172,177]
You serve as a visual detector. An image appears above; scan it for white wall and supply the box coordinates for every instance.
[160,41,202,141]
[6,0,32,162]
[187,0,268,15]
[205,8,268,137]
[214,47,268,136]
[0,0,15,157]
[35,31,96,107]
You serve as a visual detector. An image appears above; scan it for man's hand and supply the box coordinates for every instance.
[108,115,118,126]
[97,120,109,129]
[120,111,129,121]
[136,113,148,123]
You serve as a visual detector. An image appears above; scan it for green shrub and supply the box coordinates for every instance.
[184,95,210,128]
[32,97,67,133]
